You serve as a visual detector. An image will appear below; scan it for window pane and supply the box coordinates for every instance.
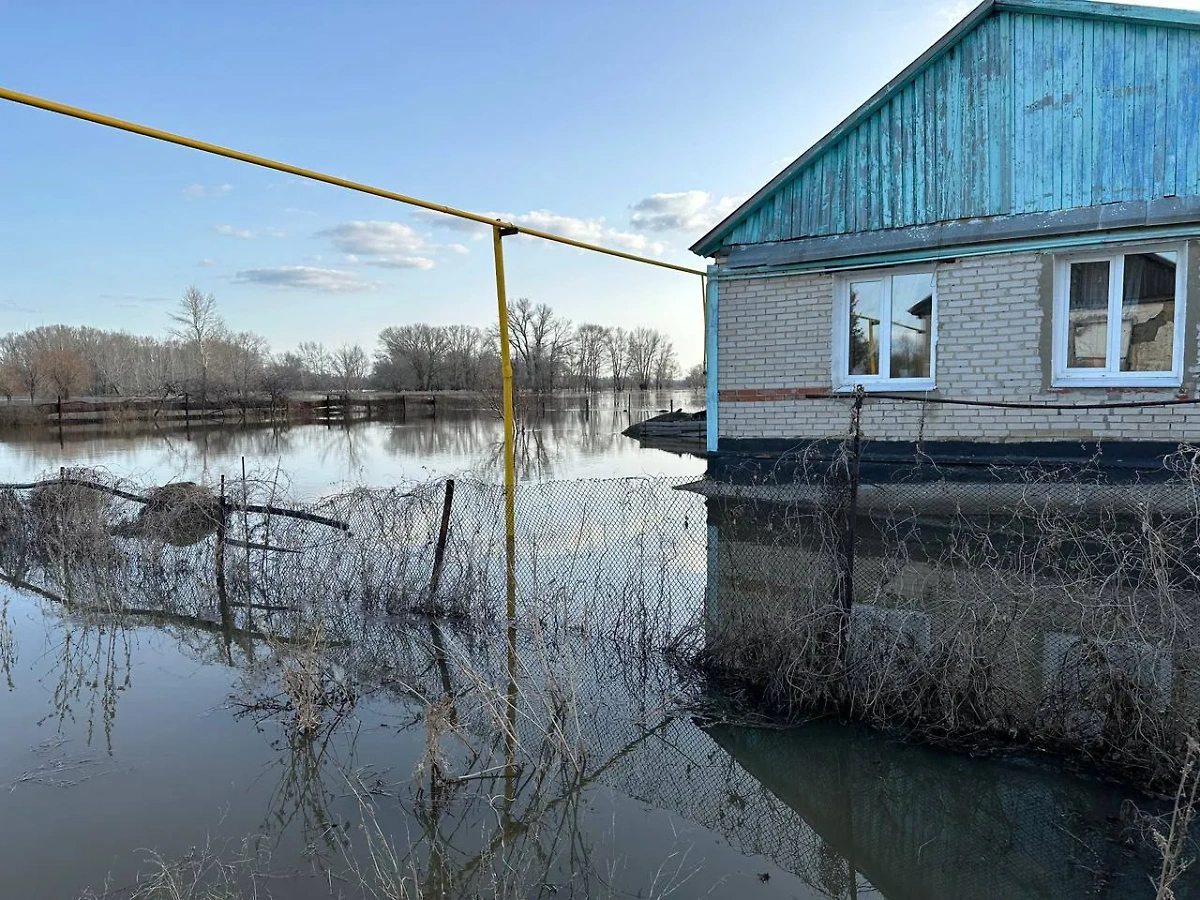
[848,280,881,376]
[1067,261,1110,369]
[1120,251,1176,372]
[890,272,934,379]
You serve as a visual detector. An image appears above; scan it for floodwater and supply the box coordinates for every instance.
[0,391,707,495]
[0,390,1194,899]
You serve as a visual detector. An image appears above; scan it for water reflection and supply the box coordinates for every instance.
[0,391,705,495]
[0,463,1192,898]
[0,570,1186,899]
[704,722,1172,899]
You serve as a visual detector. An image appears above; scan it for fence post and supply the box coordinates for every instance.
[837,385,865,670]
[429,478,456,600]
[841,387,864,616]
[215,474,229,618]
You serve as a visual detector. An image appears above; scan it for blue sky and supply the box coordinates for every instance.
[1,0,1196,367]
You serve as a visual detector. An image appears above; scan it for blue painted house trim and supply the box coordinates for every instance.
[692,0,1200,259]
[704,267,719,452]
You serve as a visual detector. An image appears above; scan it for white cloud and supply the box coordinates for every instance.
[213,224,286,239]
[505,210,666,255]
[934,1,974,25]
[214,224,255,239]
[317,220,447,269]
[183,183,233,199]
[100,293,172,307]
[413,208,667,255]
[234,266,377,293]
[409,209,491,235]
[629,191,740,233]
[198,258,218,267]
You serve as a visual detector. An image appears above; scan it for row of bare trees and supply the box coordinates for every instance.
[0,289,697,403]
[0,288,371,402]
[372,299,686,393]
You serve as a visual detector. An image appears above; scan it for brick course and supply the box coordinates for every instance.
[716,247,1200,443]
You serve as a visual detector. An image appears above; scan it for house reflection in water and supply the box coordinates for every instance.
[691,481,1200,897]
[701,720,1169,900]
[699,478,1200,767]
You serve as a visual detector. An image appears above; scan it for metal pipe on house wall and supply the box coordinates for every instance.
[705,268,720,453]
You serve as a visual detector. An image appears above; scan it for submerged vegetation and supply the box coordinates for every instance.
[693,444,1200,790]
[3,454,1200,896]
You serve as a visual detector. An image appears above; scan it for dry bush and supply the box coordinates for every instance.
[1155,737,1200,899]
[690,444,1200,788]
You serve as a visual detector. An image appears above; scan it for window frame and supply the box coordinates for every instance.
[1051,242,1188,388]
[832,265,938,393]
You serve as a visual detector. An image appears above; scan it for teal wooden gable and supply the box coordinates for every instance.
[692,0,1200,258]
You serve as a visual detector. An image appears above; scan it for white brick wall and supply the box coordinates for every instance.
[717,247,1200,443]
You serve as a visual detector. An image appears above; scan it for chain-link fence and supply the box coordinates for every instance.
[3,394,1200,790]
[698,394,1200,790]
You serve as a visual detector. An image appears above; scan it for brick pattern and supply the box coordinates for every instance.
[718,387,826,402]
[717,249,1200,443]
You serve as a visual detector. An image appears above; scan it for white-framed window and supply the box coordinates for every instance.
[1052,243,1187,387]
[833,267,937,391]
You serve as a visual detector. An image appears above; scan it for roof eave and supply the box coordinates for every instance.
[689,0,998,258]
[998,0,1200,30]
[689,0,1200,260]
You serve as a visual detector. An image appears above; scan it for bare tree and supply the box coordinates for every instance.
[0,333,41,400]
[0,300,687,406]
[38,347,92,399]
[332,344,369,392]
[443,325,485,390]
[168,287,225,399]
[627,326,663,390]
[377,325,451,391]
[219,331,270,398]
[574,323,607,392]
[296,341,332,391]
[605,327,631,392]
[506,298,574,393]
[652,339,679,389]
[684,362,706,390]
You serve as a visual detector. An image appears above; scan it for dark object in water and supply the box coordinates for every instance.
[115,482,225,547]
[622,409,706,454]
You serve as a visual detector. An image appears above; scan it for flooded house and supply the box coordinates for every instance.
[693,0,1200,484]
[686,0,1200,784]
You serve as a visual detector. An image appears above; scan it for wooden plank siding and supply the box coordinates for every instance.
[721,9,1200,250]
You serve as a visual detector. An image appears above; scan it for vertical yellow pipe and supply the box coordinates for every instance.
[492,226,518,607]
[492,224,520,812]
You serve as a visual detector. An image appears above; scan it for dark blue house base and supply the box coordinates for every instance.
[707,439,1192,485]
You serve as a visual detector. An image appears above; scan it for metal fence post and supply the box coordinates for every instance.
[844,387,864,615]
[836,386,865,671]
